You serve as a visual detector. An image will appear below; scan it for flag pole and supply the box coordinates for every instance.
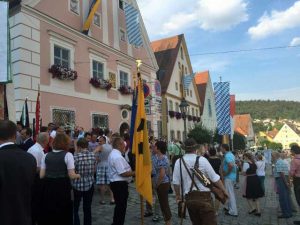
[136,59,144,225]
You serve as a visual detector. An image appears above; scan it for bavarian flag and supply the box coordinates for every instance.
[132,77,152,205]
[82,0,101,35]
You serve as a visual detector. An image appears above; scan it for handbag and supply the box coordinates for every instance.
[191,156,228,204]
[178,157,186,220]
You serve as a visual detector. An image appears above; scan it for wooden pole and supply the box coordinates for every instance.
[140,195,144,225]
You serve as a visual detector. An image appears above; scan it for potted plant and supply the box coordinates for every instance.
[175,112,182,120]
[169,111,175,118]
[118,85,133,95]
[89,78,112,90]
[49,64,78,81]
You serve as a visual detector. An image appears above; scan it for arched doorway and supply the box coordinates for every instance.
[119,122,129,137]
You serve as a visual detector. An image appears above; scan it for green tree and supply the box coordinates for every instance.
[232,132,246,150]
[269,142,283,150]
[188,124,212,144]
[212,129,222,144]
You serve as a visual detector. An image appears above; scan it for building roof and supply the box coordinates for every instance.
[151,35,183,94]
[266,128,278,139]
[234,114,252,136]
[194,71,209,115]
[285,122,300,135]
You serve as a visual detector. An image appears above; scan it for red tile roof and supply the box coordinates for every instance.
[194,71,210,115]
[266,128,278,139]
[151,34,183,94]
[234,114,252,136]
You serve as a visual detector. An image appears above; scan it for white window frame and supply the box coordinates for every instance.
[93,12,101,27]
[89,53,107,79]
[91,112,109,129]
[120,28,126,42]
[69,0,80,16]
[119,71,129,86]
[117,65,131,87]
[50,36,75,69]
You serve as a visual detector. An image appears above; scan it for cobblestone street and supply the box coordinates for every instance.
[81,166,300,225]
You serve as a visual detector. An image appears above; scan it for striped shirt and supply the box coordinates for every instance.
[274,159,289,178]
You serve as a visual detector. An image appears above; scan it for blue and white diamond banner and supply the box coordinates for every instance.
[213,82,231,135]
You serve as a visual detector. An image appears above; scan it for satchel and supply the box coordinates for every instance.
[191,156,228,204]
[178,157,186,219]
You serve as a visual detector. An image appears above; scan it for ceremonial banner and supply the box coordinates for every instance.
[132,78,152,204]
[124,3,143,47]
[183,73,196,90]
[35,88,40,136]
[20,98,29,128]
[214,82,231,135]
[82,0,101,35]
[0,1,10,83]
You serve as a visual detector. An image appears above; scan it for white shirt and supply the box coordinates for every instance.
[0,142,14,149]
[243,162,250,172]
[28,143,44,168]
[256,160,266,176]
[108,149,132,182]
[41,150,75,170]
[50,130,56,139]
[173,154,220,194]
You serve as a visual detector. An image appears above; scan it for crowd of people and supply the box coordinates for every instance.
[1,119,300,225]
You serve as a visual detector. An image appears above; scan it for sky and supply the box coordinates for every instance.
[136,0,300,101]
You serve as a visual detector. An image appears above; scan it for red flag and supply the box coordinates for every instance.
[35,87,40,139]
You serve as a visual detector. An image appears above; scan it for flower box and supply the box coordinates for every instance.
[188,115,193,121]
[49,64,77,81]
[169,111,175,118]
[197,117,201,122]
[118,85,133,95]
[193,116,197,122]
[175,112,182,120]
[90,78,112,90]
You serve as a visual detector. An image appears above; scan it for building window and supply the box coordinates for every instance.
[190,90,192,97]
[120,29,126,41]
[175,82,178,91]
[192,108,195,116]
[175,102,179,112]
[177,131,181,141]
[119,71,128,86]
[196,109,198,117]
[92,114,109,129]
[208,99,212,117]
[94,13,101,27]
[178,62,181,68]
[52,108,75,127]
[121,109,129,119]
[92,60,104,79]
[147,120,152,134]
[186,89,189,96]
[169,100,173,111]
[157,121,162,138]
[185,67,187,74]
[69,0,80,15]
[180,46,183,59]
[54,45,70,68]
[109,72,116,88]
[119,0,124,10]
[170,130,175,140]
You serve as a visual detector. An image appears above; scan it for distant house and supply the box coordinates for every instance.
[234,114,255,148]
[151,34,201,141]
[273,123,300,149]
[194,71,217,132]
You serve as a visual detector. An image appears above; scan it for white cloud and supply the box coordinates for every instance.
[290,37,300,46]
[196,0,248,31]
[192,57,231,73]
[248,1,300,40]
[137,0,248,38]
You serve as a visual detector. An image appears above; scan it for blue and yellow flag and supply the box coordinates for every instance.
[82,0,101,35]
[132,78,152,204]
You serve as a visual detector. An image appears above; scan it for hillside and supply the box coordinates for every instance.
[236,100,300,121]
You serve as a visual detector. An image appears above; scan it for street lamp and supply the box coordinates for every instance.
[179,98,189,141]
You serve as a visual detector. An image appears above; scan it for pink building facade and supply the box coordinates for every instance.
[8,0,162,137]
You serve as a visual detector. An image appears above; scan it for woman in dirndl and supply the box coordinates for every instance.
[39,133,80,225]
[242,153,264,217]
[95,136,115,204]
